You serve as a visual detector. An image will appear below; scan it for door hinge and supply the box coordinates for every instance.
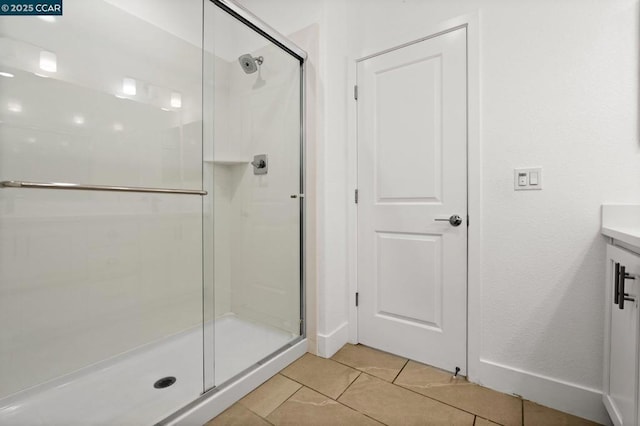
[355,189,358,204]
[354,85,358,100]
[467,215,469,227]
[355,292,359,307]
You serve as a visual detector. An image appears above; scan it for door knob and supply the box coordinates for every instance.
[434,215,463,227]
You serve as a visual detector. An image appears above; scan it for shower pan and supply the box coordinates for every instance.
[0,0,306,424]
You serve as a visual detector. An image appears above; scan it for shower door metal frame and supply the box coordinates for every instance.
[212,0,308,61]
[210,0,307,350]
[160,1,307,422]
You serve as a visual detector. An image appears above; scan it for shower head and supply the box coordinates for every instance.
[238,54,264,74]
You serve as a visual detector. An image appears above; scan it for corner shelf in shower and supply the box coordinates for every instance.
[203,158,251,165]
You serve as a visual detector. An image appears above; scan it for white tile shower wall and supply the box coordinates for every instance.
[0,0,204,399]
[211,34,301,335]
[212,55,233,317]
[230,42,301,335]
[213,166,233,316]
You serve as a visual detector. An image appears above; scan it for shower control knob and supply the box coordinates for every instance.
[251,154,268,175]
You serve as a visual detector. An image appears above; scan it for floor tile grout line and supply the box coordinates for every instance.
[243,373,303,421]
[330,348,512,425]
[328,353,384,372]
[277,372,350,402]
[391,358,410,384]
[209,347,571,426]
[259,354,512,426]
[335,371,362,401]
[215,379,504,425]
[350,407,391,426]
[383,373,511,424]
[277,373,332,399]
[211,404,276,426]
[263,415,276,426]
[323,357,368,378]
[338,372,489,426]
[279,353,364,401]
[268,376,304,416]
[335,386,392,426]
[328,354,355,369]
[354,343,413,360]
[329,347,410,379]
[258,384,301,423]
[336,382,393,426]
[275,353,391,426]
[330,356,408,383]
[329,357,371,372]
[263,379,390,426]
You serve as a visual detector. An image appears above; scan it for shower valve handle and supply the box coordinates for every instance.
[251,160,266,169]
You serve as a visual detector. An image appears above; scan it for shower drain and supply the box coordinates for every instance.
[153,376,177,389]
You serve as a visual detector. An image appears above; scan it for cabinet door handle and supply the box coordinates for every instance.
[619,265,636,310]
[615,262,620,305]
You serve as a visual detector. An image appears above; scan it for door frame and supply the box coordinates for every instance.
[346,13,480,377]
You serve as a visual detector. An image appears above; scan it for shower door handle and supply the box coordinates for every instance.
[290,194,305,199]
[0,180,207,195]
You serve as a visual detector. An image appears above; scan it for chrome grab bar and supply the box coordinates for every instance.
[0,181,207,196]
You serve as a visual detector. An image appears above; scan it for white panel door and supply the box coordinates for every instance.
[357,28,467,373]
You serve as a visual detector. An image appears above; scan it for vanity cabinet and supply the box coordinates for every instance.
[603,243,640,426]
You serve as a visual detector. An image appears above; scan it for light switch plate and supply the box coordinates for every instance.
[514,168,543,191]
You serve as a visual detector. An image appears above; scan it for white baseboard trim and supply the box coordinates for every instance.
[476,358,610,425]
[163,340,307,426]
[317,321,349,358]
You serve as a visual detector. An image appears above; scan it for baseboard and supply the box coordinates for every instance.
[475,358,611,425]
[161,339,307,426]
[317,321,349,358]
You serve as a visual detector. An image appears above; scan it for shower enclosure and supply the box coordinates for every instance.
[0,0,306,424]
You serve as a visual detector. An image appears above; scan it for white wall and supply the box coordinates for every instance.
[237,0,640,422]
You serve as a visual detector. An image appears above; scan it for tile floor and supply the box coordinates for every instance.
[205,344,600,426]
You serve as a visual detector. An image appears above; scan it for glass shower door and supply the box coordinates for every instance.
[0,1,206,424]
[204,0,304,389]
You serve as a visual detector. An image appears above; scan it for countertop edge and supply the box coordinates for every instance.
[602,226,640,249]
